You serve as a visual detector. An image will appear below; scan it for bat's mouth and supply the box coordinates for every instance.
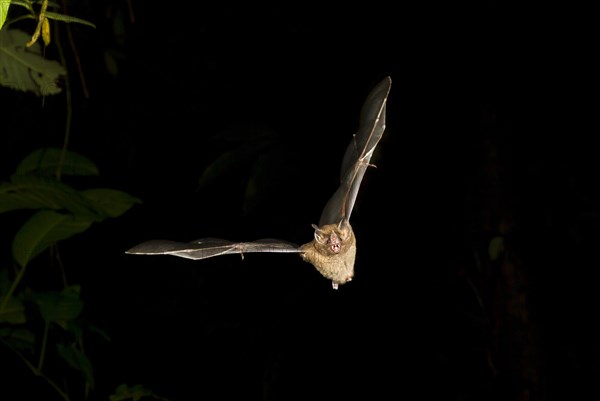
[328,232,342,254]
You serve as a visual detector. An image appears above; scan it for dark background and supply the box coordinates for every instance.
[1,2,596,400]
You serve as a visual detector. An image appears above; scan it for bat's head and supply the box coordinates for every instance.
[311,222,353,257]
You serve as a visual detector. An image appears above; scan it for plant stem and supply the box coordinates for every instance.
[0,262,28,312]
[0,337,72,401]
[37,321,50,371]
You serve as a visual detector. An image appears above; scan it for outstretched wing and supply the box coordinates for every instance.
[126,238,301,260]
[318,76,391,227]
[126,77,391,271]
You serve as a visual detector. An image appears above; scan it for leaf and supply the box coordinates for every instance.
[44,11,96,29]
[197,150,240,189]
[15,148,100,176]
[197,124,278,188]
[0,28,65,95]
[0,0,9,31]
[86,321,111,342]
[488,236,505,262]
[56,343,95,391]
[82,188,141,218]
[197,144,271,190]
[0,179,51,212]
[34,286,83,325]
[0,295,26,324]
[0,175,99,217]
[0,327,35,352]
[243,147,285,215]
[12,210,94,267]
[110,384,170,401]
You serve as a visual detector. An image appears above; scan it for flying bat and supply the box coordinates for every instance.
[126,76,392,289]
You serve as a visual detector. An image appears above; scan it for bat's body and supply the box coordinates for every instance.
[299,223,356,289]
[126,77,392,289]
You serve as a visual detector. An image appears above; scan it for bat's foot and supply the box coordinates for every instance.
[331,276,352,290]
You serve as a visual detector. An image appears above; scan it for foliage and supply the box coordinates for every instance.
[0,148,143,401]
[0,0,96,95]
[0,27,65,95]
[1,1,171,398]
[110,384,171,401]
[0,0,10,31]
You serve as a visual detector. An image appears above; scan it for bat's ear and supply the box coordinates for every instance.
[337,219,351,232]
[312,224,328,243]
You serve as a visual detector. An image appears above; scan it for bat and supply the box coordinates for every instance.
[126,76,391,289]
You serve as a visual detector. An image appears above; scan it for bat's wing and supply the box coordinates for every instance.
[126,238,301,260]
[319,76,392,226]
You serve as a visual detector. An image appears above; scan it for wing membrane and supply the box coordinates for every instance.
[319,76,391,226]
[126,238,301,260]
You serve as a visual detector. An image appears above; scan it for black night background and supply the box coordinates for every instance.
[0,2,596,401]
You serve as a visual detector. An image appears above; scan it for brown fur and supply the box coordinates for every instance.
[299,222,356,288]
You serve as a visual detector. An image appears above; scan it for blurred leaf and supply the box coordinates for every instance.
[0,29,65,95]
[0,175,99,217]
[12,210,94,267]
[110,384,170,401]
[15,148,99,177]
[0,0,9,31]
[82,188,141,218]
[56,343,94,392]
[198,124,277,190]
[0,295,26,324]
[488,236,505,262]
[34,286,83,326]
[104,50,119,76]
[243,149,284,215]
[80,319,112,342]
[197,150,242,189]
[0,327,35,352]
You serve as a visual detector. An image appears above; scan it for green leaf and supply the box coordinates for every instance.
[0,29,66,95]
[197,125,277,190]
[0,179,46,212]
[86,321,111,342]
[197,150,241,189]
[44,11,96,29]
[56,343,95,391]
[0,295,26,324]
[488,236,505,262]
[34,286,83,325]
[243,148,285,215]
[12,210,94,267]
[82,188,141,218]
[0,327,35,352]
[15,148,99,176]
[110,384,170,401]
[0,0,10,31]
[0,175,98,217]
